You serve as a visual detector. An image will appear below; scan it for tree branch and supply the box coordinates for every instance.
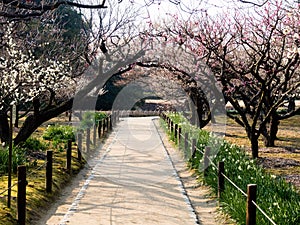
[0,0,107,18]
[238,0,268,7]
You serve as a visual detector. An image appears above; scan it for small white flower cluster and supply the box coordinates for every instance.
[0,23,76,109]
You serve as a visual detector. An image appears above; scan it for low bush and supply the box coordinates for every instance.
[43,125,75,151]
[18,137,48,153]
[80,111,107,129]
[0,146,26,174]
[164,113,300,225]
[43,125,75,142]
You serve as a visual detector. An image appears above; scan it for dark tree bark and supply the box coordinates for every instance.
[249,132,259,159]
[262,113,280,147]
[288,98,295,113]
[13,99,73,145]
[14,105,19,128]
[0,111,9,144]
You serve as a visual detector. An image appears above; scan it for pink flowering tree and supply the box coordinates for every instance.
[0,0,221,145]
[0,0,152,144]
[166,0,300,158]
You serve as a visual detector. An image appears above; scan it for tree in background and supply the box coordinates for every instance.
[0,0,220,145]
[0,0,147,144]
[167,0,300,158]
[0,4,92,145]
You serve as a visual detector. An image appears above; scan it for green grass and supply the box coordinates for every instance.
[80,111,107,129]
[0,144,85,225]
[0,111,113,224]
[163,113,300,225]
[0,121,86,224]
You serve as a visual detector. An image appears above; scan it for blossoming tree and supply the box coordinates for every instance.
[0,21,77,144]
[167,0,300,158]
[0,3,92,144]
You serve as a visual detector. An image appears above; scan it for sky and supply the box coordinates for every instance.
[144,0,300,20]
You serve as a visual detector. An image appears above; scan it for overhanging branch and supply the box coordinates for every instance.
[0,0,107,18]
[238,0,268,7]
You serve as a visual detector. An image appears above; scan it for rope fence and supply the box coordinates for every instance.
[221,172,248,197]
[0,182,19,197]
[0,161,47,198]
[252,200,277,225]
[0,110,120,225]
[162,113,278,225]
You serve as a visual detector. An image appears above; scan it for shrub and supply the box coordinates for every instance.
[80,111,107,129]
[18,137,48,153]
[43,125,75,143]
[0,146,26,174]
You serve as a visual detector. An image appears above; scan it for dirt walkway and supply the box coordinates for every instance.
[37,117,220,225]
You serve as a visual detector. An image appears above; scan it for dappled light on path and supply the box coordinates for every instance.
[44,117,199,225]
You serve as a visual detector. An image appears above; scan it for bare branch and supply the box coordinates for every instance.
[0,0,107,18]
[238,0,269,7]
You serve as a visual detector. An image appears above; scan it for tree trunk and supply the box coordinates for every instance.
[288,98,295,112]
[262,114,279,147]
[14,105,19,128]
[14,115,39,145]
[250,136,259,159]
[248,130,259,158]
[0,111,9,144]
[14,99,73,145]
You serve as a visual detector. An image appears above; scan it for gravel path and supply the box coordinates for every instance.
[37,117,220,225]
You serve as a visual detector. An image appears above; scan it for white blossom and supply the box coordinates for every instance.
[0,24,75,107]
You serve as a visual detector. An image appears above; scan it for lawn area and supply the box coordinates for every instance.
[0,112,108,224]
[164,112,300,225]
[223,115,300,189]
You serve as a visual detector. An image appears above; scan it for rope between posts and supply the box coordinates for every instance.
[166,117,277,225]
[186,138,193,146]
[252,200,277,225]
[0,161,47,197]
[221,171,277,225]
[0,181,19,196]
[195,146,204,154]
[205,150,277,225]
[207,157,218,170]
[221,172,247,197]
[26,161,47,178]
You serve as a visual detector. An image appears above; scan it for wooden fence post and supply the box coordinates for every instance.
[77,133,82,161]
[106,117,109,132]
[204,146,211,176]
[174,124,178,144]
[17,165,26,225]
[178,127,182,148]
[191,139,196,158]
[218,161,225,199]
[103,119,106,134]
[170,121,174,135]
[246,184,257,225]
[109,115,113,131]
[184,133,189,158]
[98,121,102,138]
[93,124,97,146]
[67,140,72,174]
[46,150,53,193]
[86,128,90,155]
